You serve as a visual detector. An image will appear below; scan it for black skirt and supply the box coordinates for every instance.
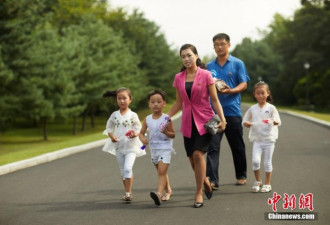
[183,118,212,157]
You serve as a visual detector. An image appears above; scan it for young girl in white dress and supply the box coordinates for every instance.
[139,90,175,206]
[102,87,145,201]
[242,81,281,193]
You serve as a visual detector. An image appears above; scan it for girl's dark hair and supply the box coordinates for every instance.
[147,89,167,101]
[179,44,206,72]
[253,81,273,103]
[103,87,132,99]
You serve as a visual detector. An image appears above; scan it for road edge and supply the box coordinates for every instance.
[1,110,329,176]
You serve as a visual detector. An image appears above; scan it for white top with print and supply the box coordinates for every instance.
[102,109,145,157]
[242,103,281,142]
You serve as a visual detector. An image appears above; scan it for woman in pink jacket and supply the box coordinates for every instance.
[168,44,226,208]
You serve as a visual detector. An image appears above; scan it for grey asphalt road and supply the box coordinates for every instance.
[1,107,329,225]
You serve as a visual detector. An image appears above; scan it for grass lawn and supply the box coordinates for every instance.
[0,118,106,165]
[0,103,174,166]
[278,107,330,122]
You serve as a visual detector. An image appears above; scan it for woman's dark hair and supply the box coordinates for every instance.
[253,81,273,103]
[147,89,167,101]
[179,44,206,72]
[103,87,132,99]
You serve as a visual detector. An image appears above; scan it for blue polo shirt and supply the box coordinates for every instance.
[207,55,250,116]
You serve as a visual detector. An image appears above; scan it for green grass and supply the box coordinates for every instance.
[0,117,107,165]
[0,103,174,166]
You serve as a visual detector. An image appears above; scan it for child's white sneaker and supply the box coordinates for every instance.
[260,184,272,193]
[252,181,262,193]
[122,192,133,201]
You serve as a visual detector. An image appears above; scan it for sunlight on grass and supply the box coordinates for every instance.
[280,108,330,122]
[0,132,106,165]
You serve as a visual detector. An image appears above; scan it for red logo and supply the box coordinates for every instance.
[268,192,314,212]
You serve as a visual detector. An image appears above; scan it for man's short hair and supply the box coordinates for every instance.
[213,33,230,43]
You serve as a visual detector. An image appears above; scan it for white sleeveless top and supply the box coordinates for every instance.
[146,114,173,151]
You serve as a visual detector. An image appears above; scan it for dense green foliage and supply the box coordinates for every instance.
[0,0,180,139]
[232,0,330,110]
[2,0,329,142]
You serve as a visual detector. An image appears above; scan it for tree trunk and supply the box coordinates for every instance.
[42,117,48,141]
[73,116,77,135]
[81,111,87,132]
[33,118,38,127]
[90,112,95,128]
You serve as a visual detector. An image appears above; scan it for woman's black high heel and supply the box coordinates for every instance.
[204,177,213,199]
[205,189,213,199]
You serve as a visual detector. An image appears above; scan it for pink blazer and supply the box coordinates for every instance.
[173,67,215,138]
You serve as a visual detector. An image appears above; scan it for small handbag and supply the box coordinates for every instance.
[204,115,221,135]
[215,79,227,92]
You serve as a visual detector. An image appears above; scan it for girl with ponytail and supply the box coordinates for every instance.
[102,87,145,201]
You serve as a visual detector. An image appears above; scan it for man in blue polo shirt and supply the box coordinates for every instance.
[206,33,250,189]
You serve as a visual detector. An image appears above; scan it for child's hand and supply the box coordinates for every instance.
[125,130,137,139]
[161,122,175,138]
[161,124,170,135]
[141,137,149,146]
[273,120,279,126]
[243,121,252,128]
[108,133,118,142]
[110,136,118,142]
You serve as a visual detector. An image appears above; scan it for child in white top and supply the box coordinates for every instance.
[139,90,175,206]
[102,87,145,201]
[242,81,281,193]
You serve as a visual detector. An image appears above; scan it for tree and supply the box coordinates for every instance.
[233,2,330,109]
[0,45,18,133]
[62,16,149,131]
[22,22,84,140]
[232,38,283,97]
[0,0,57,137]
[104,9,180,99]
[266,3,330,108]
[0,0,180,138]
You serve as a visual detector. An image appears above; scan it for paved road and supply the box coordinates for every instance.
[1,107,329,225]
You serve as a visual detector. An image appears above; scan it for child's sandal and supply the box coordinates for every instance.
[161,189,173,201]
[252,181,262,193]
[260,185,272,193]
[122,192,133,201]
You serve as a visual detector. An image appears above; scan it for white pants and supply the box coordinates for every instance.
[252,141,275,172]
[116,152,136,180]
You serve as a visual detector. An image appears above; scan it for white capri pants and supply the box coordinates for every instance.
[116,152,136,180]
[252,141,275,172]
